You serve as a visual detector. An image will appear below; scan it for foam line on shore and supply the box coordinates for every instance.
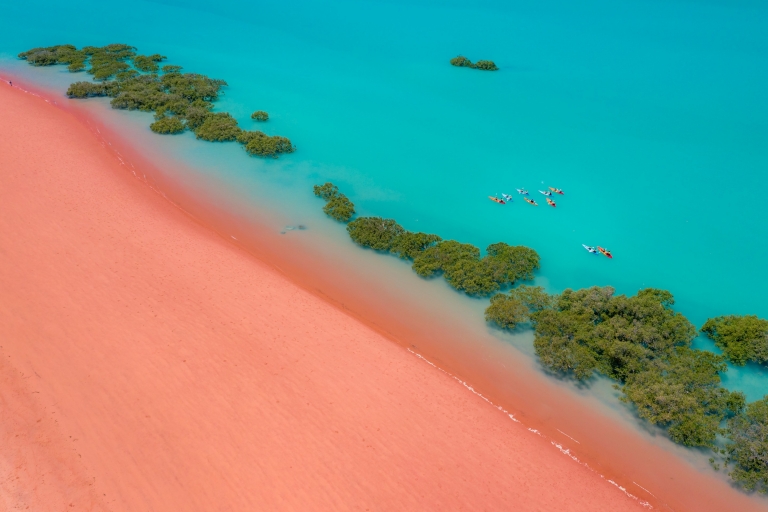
[407,348,653,509]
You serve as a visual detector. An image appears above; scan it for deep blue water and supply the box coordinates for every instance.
[2,0,767,398]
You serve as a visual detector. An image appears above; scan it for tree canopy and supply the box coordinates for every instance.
[251,110,269,121]
[150,116,185,134]
[347,217,405,250]
[313,182,355,222]
[485,285,552,330]
[526,286,745,447]
[449,55,498,71]
[412,241,539,296]
[701,315,768,366]
[21,43,294,158]
[725,396,768,492]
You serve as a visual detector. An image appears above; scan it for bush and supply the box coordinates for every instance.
[412,240,480,278]
[473,60,498,71]
[450,56,472,68]
[449,55,499,71]
[724,397,768,492]
[701,315,768,366]
[238,131,294,157]
[67,81,108,98]
[313,182,339,201]
[162,65,182,73]
[193,112,241,141]
[323,195,355,222]
[133,54,166,73]
[150,116,185,134]
[390,232,442,259]
[347,217,405,250]
[486,294,529,329]
[251,110,269,121]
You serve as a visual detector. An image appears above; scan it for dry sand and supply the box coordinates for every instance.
[0,82,657,511]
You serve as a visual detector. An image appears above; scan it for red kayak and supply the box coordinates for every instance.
[598,246,613,259]
[548,187,565,195]
[546,198,556,208]
[488,195,505,205]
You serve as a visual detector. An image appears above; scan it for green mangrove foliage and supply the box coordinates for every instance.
[412,240,539,296]
[701,315,768,366]
[251,110,269,121]
[485,285,552,329]
[19,44,295,158]
[18,44,87,72]
[390,232,442,260]
[449,55,499,71]
[150,116,185,134]
[314,184,537,296]
[723,396,768,492]
[516,286,745,447]
[345,218,539,296]
[347,217,408,251]
[313,182,355,222]
[133,54,166,73]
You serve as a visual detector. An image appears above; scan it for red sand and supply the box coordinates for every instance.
[0,83,654,511]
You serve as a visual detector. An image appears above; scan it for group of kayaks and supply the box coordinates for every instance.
[488,187,565,208]
[583,245,613,259]
[487,186,614,259]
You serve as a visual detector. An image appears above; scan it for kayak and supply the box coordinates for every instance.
[524,197,538,206]
[598,246,613,259]
[488,195,505,205]
[546,197,556,207]
[549,187,565,195]
[517,189,529,195]
[539,190,552,196]
[582,244,598,254]
[502,193,513,202]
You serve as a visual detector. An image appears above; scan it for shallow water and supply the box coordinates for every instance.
[2,0,768,472]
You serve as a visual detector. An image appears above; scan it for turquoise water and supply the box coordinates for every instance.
[2,0,768,402]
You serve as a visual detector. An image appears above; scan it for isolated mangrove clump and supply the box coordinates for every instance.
[20,43,295,158]
[701,315,768,366]
[238,131,295,157]
[473,60,499,71]
[313,182,355,222]
[449,55,498,71]
[251,110,269,121]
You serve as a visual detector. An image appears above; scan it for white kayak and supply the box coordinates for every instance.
[539,190,552,196]
[516,189,529,195]
[502,193,513,202]
[582,244,598,254]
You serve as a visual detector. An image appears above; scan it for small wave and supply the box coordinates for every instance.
[407,347,654,509]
